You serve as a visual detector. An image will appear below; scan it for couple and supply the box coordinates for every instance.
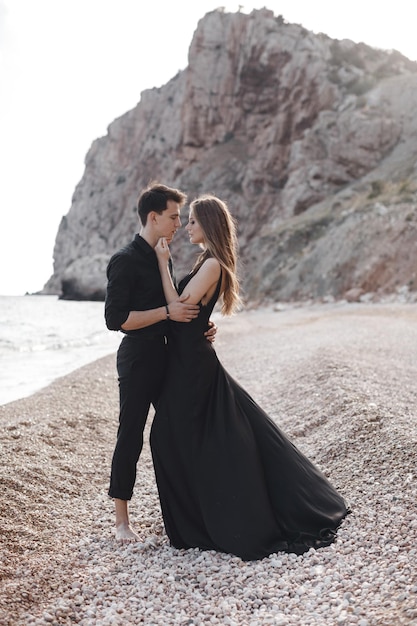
[105,182,349,561]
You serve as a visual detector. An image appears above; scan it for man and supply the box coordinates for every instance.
[105,182,215,542]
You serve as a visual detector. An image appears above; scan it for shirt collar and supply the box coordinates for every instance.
[133,233,155,255]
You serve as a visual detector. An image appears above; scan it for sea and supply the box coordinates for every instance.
[0,295,122,406]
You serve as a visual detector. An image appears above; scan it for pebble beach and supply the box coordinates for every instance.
[1,302,416,626]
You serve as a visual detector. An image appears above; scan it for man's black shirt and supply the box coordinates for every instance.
[105,234,173,337]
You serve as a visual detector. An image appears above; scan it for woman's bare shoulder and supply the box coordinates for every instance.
[200,257,221,273]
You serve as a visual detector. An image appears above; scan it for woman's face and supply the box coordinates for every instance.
[186,209,205,245]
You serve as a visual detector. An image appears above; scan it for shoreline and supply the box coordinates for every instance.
[1,302,416,625]
[1,297,414,409]
[0,294,121,406]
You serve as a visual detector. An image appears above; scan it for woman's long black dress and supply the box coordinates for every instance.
[150,272,349,561]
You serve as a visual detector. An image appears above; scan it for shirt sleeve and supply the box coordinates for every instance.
[104,253,134,331]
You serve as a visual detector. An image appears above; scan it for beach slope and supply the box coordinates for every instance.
[1,303,416,625]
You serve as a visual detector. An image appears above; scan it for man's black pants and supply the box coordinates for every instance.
[108,334,168,500]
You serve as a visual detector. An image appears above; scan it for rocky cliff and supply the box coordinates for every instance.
[43,8,417,304]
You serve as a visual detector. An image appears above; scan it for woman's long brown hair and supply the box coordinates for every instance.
[190,195,241,315]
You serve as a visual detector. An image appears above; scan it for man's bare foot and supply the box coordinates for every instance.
[115,522,140,543]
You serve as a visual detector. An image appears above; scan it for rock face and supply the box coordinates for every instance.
[44,8,417,303]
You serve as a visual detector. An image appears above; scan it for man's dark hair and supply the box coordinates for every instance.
[137,181,187,225]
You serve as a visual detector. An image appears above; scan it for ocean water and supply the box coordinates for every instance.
[0,295,122,406]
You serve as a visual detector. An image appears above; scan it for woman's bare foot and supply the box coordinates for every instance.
[115,521,140,543]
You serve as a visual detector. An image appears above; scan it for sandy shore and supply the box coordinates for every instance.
[1,302,416,625]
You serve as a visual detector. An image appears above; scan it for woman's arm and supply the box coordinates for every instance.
[155,239,180,303]
[155,238,221,305]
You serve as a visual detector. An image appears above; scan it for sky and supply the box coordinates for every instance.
[1,0,416,296]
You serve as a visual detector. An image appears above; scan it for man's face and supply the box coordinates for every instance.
[154,200,182,243]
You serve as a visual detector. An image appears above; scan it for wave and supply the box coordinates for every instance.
[0,330,118,353]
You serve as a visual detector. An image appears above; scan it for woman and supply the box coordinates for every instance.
[151,195,349,561]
